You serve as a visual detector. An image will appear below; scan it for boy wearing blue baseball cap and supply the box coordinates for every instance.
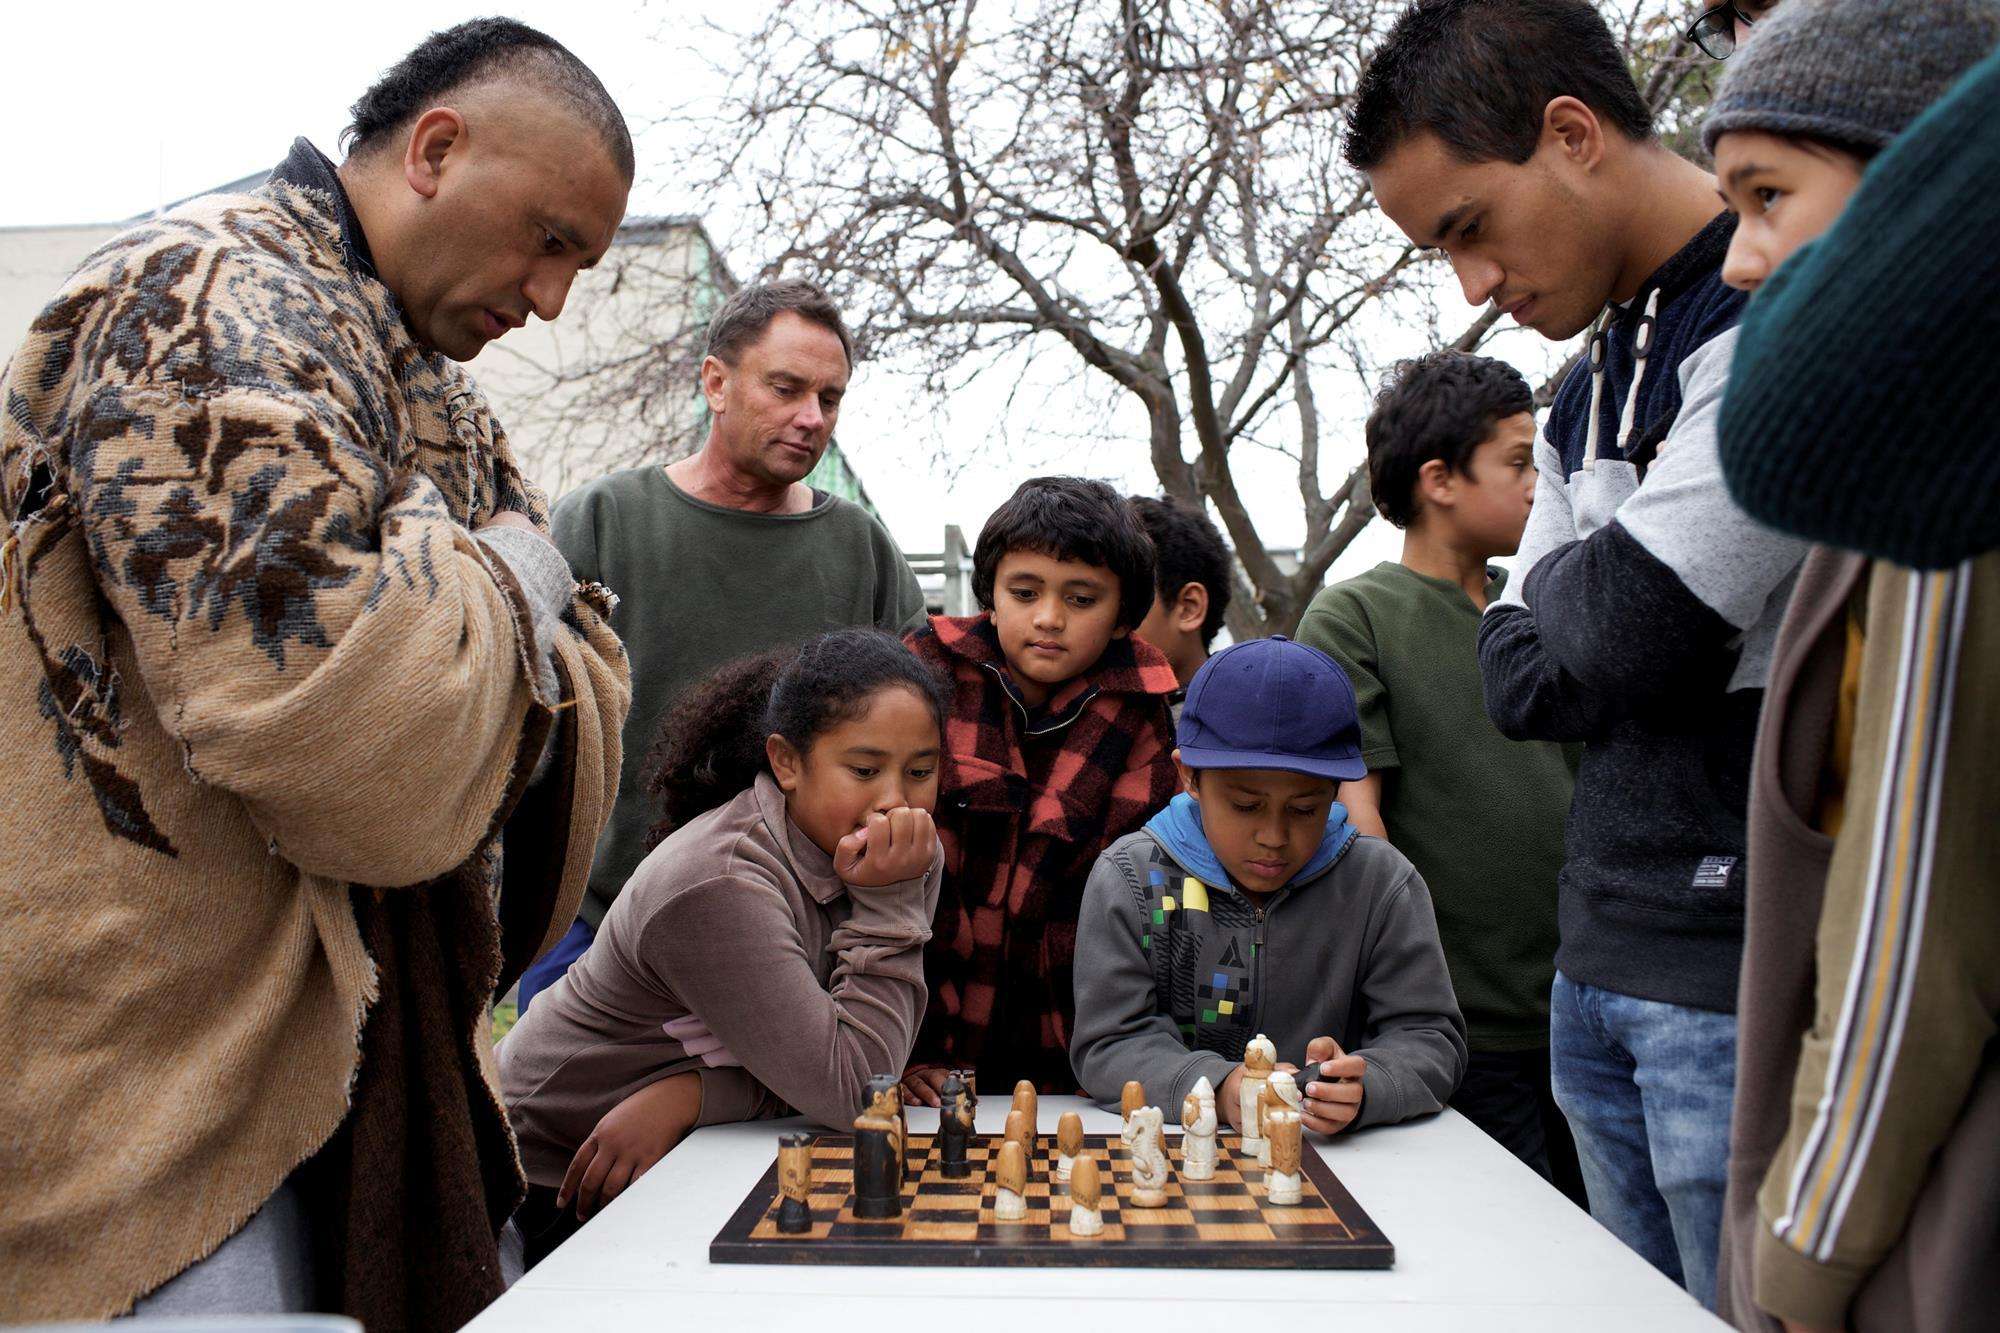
[1069,636,1467,1136]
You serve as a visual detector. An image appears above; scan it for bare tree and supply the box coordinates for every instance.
[614,0,1708,635]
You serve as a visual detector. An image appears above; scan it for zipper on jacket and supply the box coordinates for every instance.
[1250,905,1266,1035]
[981,662,1098,737]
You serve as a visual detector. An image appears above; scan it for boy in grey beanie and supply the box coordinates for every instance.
[1707,0,2000,293]
[1696,5,2000,1333]
[1704,0,1998,155]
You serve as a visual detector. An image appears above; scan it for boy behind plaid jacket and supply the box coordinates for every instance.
[903,478,1179,1097]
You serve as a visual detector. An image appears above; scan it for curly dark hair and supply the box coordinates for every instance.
[972,477,1158,630]
[642,629,949,848]
[1365,350,1534,528]
[1129,495,1233,648]
[342,17,634,179]
[1344,0,1653,170]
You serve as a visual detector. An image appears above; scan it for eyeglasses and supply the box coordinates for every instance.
[1688,2,1756,60]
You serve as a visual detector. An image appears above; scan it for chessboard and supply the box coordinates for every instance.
[710,1131,1393,1269]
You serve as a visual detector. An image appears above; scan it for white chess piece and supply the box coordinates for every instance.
[1257,1070,1303,1167]
[1055,1111,1084,1184]
[1239,1034,1277,1155]
[1122,1105,1172,1207]
[994,1139,1028,1220]
[1181,1076,1219,1181]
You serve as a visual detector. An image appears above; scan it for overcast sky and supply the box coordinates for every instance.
[5,0,1562,581]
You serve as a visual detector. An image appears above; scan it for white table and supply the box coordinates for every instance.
[470,1096,1724,1331]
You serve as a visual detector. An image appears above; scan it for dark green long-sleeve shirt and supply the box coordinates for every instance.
[553,465,927,926]
[1299,563,1574,1052]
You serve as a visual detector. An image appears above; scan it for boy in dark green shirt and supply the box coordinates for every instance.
[1297,351,1582,1203]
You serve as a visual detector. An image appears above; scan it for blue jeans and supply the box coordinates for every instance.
[1550,971,1736,1310]
[515,917,596,1013]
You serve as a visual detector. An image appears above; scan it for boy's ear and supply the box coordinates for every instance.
[1173,752,1200,800]
[766,733,805,793]
[1172,582,1209,635]
[1414,457,1456,513]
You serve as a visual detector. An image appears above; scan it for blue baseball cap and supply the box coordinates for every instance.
[1177,635,1366,780]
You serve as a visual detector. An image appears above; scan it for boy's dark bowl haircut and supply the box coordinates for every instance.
[973,477,1159,630]
[1130,495,1234,648]
[1367,351,1533,529]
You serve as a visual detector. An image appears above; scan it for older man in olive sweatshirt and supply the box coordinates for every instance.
[516,279,926,1010]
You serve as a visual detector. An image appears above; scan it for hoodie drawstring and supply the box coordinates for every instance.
[1581,287,1661,473]
[1581,309,1610,472]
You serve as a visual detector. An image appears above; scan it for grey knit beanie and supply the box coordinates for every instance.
[1702,0,2000,155]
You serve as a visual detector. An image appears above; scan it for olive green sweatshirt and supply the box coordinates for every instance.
[554,465,926,927]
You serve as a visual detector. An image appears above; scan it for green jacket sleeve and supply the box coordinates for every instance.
[870,516,928,633]
[1753,556,2000,1326]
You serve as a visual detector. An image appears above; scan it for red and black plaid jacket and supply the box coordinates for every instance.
[904,614,1180,1092]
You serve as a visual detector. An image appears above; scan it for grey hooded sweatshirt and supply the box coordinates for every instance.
[1070,796,1467,1128]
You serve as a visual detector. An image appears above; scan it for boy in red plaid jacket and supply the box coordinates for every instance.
[902,478,1180,1100]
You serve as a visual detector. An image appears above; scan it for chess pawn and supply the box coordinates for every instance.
[1266,1110,1304,1205]
[994,1139,1029,1221]
[953,1069,978,1116]
[1002,1107,1032,1162]
[1119,1079,1146,1131]
[1122,1105,1171,1208]
[1180,1076,1219,1181]
[938,1075,975,1179]
[1239,1034,1277,1155]
[1257,1070,1303,1168]
[1067,1153,1104,1237]
[776,1132,814,1234]
[1011,1080,1038,1141]
[1055,1110,1085,1183]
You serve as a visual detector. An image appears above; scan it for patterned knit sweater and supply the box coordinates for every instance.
[0,177,629,1320]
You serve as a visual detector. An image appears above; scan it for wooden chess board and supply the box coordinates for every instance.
[710,1131,1393,1268]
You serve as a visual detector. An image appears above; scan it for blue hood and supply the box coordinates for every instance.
[1142,792,1358,893]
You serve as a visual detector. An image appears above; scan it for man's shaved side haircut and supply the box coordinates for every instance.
[1345,0,1653,170]
[343,16,635,180]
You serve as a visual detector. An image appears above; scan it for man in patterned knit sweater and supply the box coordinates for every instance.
[0,20,632,1329]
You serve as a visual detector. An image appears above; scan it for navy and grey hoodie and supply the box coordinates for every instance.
[1069,794,1467,1127]
[1479,213,1809,1014]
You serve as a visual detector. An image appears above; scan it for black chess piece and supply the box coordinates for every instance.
[853,1079,905,1219]
[938,1075,973,1178]
[853,1123,903,1218]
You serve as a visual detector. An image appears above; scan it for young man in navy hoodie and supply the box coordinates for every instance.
[1346,0,1807,1310]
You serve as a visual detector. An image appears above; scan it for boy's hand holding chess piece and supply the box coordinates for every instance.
[1219,1035,1365,1138]
[1299,1035,1367,1135]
